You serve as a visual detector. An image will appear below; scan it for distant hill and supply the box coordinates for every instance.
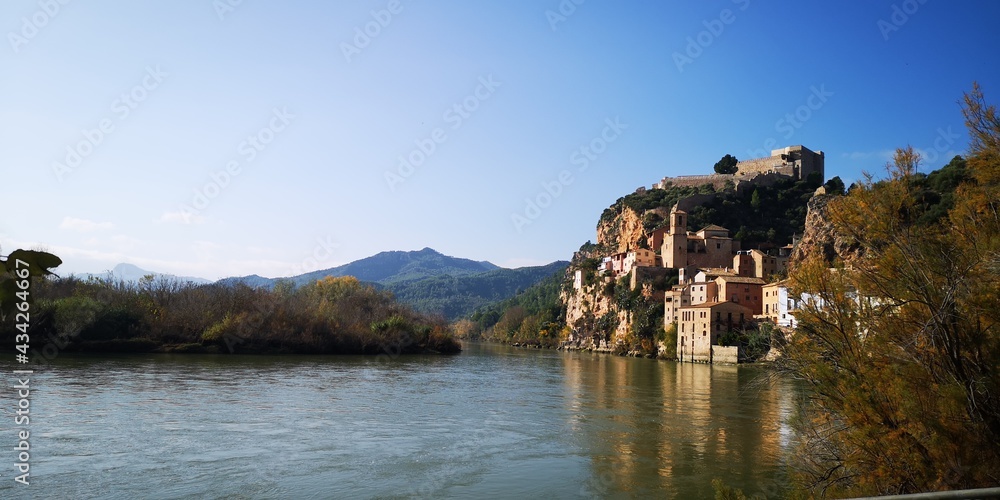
[289,247,499,286]
[217,248,566,320]
[217,247,499,289]
[388,261,569,320]
[77,263,211,285]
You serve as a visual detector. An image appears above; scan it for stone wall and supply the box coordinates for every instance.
[733,169,795,193]
[657,174,733,191]
[711,345,742,364]
[735,156,786,176]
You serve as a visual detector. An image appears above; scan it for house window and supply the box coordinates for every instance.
[716,243,721,249]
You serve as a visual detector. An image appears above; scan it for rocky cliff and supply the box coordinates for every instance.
[595,205,668,253]
[789,194,859,267]
[561,203,671,355]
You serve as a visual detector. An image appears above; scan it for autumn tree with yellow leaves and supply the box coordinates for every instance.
[780,84,1000,497]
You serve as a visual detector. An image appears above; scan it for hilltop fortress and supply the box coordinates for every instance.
[653,145,825,193]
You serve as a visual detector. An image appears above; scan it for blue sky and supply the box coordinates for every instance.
[2,0,997,280]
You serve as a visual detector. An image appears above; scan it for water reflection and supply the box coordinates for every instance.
[561,353,794,498]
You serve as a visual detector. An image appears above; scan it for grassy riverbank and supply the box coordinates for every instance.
[1,275,461,356]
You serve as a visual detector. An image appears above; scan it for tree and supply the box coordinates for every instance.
[0,249,62,320]
[823,175,846,195]
[780,85,1000,497]
[714,154,739,174]
[750,188,761,211]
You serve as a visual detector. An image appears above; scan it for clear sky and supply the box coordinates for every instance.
[2,0,998,280]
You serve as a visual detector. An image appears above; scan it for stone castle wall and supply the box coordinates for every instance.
[735,156,786,176]
[657,174,732,191]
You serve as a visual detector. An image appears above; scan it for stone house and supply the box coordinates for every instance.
[622,249,656,275]
[732,249,788,280]
[676,301,753,363]
[714,276,766,316]
[599,249,656,278]
[664,285,691,325]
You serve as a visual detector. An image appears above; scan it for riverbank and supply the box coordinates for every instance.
[2,275,462,357]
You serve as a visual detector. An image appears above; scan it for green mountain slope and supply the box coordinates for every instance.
[388,261,569,320]
[291,247,498,286]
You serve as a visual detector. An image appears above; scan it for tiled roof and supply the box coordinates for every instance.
[717,276,766,285]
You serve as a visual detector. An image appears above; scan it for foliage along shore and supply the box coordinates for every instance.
[0,272,461,356]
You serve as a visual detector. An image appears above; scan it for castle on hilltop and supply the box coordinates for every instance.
[653,145,825,193]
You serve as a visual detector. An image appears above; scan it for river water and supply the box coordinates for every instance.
[0,342,798,499]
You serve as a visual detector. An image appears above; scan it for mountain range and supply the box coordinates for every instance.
[84,248,567,321]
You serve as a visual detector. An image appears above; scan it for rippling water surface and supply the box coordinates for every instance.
[0,343,798,498]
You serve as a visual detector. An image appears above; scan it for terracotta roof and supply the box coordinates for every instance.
[763,279,790,287]
[697,267,736,276]
[716,276,766,285]
[698,224,729,232]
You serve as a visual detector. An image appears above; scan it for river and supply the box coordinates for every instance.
[0,342,798,498]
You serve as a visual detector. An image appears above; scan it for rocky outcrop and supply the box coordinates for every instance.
[790,194,861,267]
[596,206,668,253]
[562,283,629,346]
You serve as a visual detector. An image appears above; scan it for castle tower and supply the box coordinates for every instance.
[663,205,688,269]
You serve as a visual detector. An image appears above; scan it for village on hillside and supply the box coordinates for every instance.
[569,145,826,363]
